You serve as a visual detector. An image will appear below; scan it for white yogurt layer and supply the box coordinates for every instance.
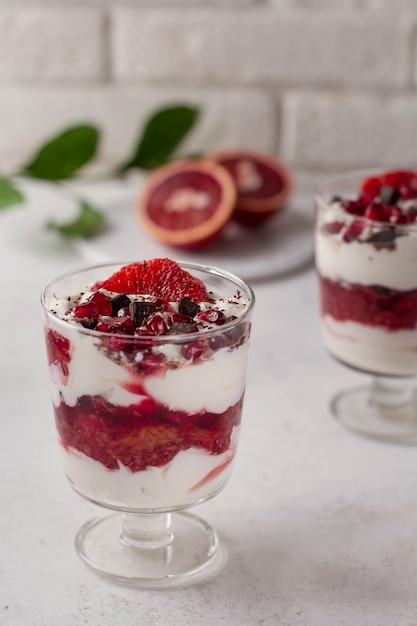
[60,427,239,510]
[316,229,417,291]
[321,316,417,376]
[48,316,249,413]
[144,344,248,414]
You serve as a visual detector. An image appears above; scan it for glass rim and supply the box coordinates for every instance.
[41,259,255,343]
[314,168,417,234]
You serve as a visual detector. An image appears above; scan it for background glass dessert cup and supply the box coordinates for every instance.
[315,170,417,443]
[41,260,255,587]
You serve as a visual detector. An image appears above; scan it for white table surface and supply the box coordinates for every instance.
[2,181,417,626]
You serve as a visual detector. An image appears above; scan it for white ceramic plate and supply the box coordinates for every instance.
[73,189,314,283]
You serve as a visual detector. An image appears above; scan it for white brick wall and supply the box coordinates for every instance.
[0,0,416,181]
[112,9,411,88]
[0,8,105,81]
[0,85,275,170]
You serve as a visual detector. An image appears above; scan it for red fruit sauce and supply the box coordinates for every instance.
[319,275,417,331]
[53,394,243,472]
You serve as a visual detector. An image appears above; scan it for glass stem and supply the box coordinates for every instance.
[369,376,414,411]
[121,513,174,549]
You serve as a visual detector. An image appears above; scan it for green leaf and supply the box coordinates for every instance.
[22,125,100,181]
[0,177,25,210]
[46,200,105,238]
[119,105,200,172]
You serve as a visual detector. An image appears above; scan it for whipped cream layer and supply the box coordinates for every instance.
[316,229,417,291]
[322,316,417,376]
[60,428,239,510]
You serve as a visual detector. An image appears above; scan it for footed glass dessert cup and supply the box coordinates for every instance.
[315,170,417,443]
[41,260,255,587]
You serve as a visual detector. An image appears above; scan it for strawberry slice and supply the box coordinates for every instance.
[97,258,209,303]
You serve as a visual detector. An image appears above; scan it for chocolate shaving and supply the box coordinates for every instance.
[179,297,200,318]
[129,301,156,327]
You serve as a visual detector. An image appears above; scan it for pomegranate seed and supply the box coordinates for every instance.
[167,312,194,326]
[364,203,391,222]
[197,309,227,325]
[342,200,364,215]
[209,335,228,351]
[324,222,344,235]
[136,352,166,373]
[95,320,110,332]
[181,340,207,360]
[89,291,113,316]
[153,298,170,312]
[96,317,135,335]
[358,192,373,207]
[145,313,168,335]
[343,220,366,242]
[73,301,99,319]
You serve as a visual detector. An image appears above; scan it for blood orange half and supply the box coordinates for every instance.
[136,160,236,248]
[208,149,294,226]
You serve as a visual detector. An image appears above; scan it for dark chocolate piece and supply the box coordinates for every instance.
[111,294,131,315]
[81,318,98,330]
[167,322,198,334]
[179,297,200,318]
[330,195,343,203]
[129,301,156,327]
[380,185,400,205]
[366,226,400,249]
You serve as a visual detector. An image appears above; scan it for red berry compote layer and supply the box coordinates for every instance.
[43,259,253,511]
[316,170,417,376]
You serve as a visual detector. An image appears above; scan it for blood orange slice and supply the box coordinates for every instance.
[208,149,294,226]
[136,160,236,248]
[97,258,209,302]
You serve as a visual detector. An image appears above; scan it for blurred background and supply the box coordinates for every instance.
[0,0,416,186]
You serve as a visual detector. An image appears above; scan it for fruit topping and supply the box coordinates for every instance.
[208,149,294,225]
[136,160,236,248]
[325,169,417,243]
[97,258,209,303]
[361,170,417,200]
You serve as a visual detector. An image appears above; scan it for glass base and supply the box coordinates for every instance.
[75,510,228,588]
[331,382,417,444]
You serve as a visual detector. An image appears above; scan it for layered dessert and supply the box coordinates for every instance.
[43,259,253,511]
[315,170,417,376]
